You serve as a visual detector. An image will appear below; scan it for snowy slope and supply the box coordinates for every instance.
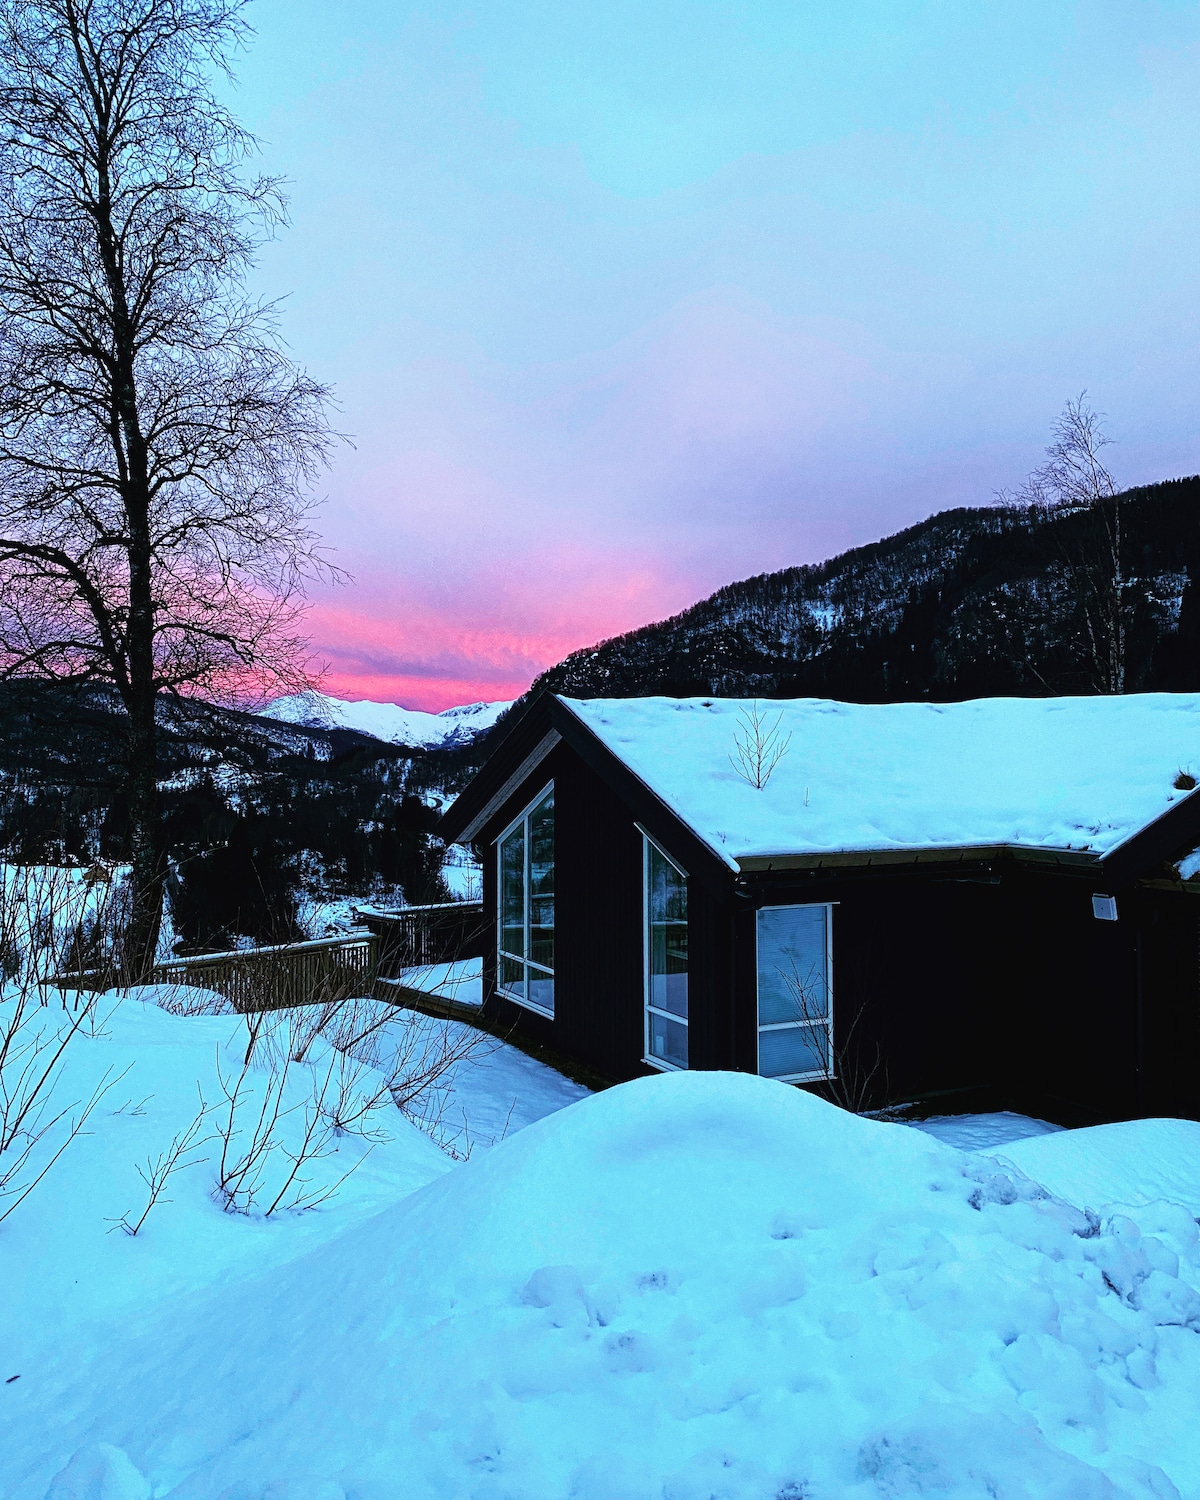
[566,693,1200,867]
[260,691,511,748]
[0,990,452,1374]
[12,1070,1200,1499]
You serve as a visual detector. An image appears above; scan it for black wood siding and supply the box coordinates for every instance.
[476,740,738,1082]
[471,734,1200,1120]
[478,743,649,1079]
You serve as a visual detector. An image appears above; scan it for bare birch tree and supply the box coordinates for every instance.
[1017,395,1126,693]
[0,0,334,976]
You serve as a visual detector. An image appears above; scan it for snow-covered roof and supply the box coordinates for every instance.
[563,693,1200,870]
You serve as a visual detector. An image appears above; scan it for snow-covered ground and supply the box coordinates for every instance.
[0,989,453,1371]
[4,992,1200,1499]
[440,845,483,900]
[260,691,511,748]
[998,1119,1200,1217]
[409,1013,590,1155]
[395,956,484,1008]
[911,1109,1064,1152]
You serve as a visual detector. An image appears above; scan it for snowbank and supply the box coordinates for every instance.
[11,1071,1200,1499]
[0,990,451,1376]
[998,1118,1200,1216]
[396,956,483,1007]
[565,693,1200,864]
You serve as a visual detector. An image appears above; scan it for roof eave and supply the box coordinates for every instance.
[1099,786,1200,891]
[736,844,1102,876]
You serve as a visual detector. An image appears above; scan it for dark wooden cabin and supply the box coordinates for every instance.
[439,692,1200,1125]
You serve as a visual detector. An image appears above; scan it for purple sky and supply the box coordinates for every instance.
[237,1,1200,708]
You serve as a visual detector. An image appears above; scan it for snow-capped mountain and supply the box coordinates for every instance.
[259,691,512,749]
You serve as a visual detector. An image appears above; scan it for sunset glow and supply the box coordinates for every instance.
[236,1,1200,709]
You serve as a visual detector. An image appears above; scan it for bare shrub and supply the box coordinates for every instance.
[775,958,887,1116]
[731,702,792,789]
[150,984,233,1017]
[0,863,129,1221]
[318,997,486,1140]
[209,988,484,1215]
[111,1088,213,1236]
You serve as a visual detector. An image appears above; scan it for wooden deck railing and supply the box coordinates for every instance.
[355,901,486,975]
[55,901,488,1011]
[152,932,378,1012]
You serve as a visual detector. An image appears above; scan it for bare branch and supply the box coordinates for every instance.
[0,0,339,972]
[730,702,792,789]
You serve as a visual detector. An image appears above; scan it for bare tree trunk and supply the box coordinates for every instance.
[1111,498,1125,694]
[124,671,163,977]
[0,3,334,973]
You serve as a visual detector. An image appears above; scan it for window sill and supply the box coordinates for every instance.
[499,986,555,1021]
[769,1069,836,1085]
[642,1054,687,1074]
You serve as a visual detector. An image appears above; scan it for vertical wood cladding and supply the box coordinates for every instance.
[554,747,645,1077]
[478,742,657,1081]
[472,732,1200,1120]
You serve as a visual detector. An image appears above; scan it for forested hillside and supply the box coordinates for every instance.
[0,684,482,952]
[529,478,1200,702]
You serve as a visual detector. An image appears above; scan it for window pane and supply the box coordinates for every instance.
[649,1011,688,1069]
[757,905,828,1026]
[499,951,525,1000]
[528,968,555,1014]
[500,825,525,959]
[529,895,554,969]
[529,791,554,894]
[529,791,554,972]
[760,1022,829,1080]
[648,843,688,1019]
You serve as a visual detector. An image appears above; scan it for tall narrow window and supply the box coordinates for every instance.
[756,904,832,1081]
[644,835,688,1069]
[497,786,554,1016]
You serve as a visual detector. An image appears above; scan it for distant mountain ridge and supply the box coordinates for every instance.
[528,478,1200,706]
[260,692,512,749]
[0,681,485,951]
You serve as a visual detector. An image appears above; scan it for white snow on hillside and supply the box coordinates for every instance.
[261,690,511,748]
[6,1029,1200,1500]
[566,693,1200,867]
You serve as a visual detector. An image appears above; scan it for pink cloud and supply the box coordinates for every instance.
[304,542,692,709]
[301,288,1009,710]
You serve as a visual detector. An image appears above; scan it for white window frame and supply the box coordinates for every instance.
[496,781,555,1019]
[641,828,688,1072]
[755,902,834,1084]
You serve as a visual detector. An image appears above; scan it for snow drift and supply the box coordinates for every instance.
[12,1070,1200,1499]
[998,1118,1200,1217]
